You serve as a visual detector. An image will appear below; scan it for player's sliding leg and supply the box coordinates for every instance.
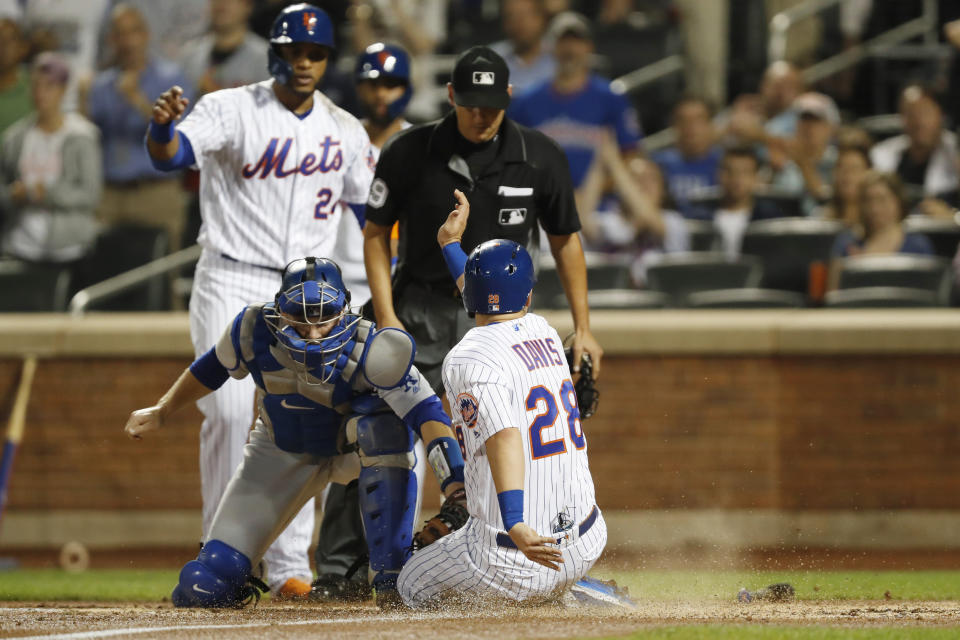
[172,421,360,608]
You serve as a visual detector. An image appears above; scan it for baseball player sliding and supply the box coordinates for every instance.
[124,257,467,609]
[144,4,372,597]
[397,192,630,608]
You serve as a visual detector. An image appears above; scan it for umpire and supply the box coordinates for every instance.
[363,45,603,394]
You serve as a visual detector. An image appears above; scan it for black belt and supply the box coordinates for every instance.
[219,253,284,274]
[496,505,598,549]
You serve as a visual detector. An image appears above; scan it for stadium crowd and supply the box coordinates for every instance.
[1,0,960,310]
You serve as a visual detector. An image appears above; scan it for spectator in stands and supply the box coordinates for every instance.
[0,53,102,263]
[698,146,784,260]
[84,4,192,253]
[0,18,31,136]
[349,0,447,120]
[509,11,642,189]
[831,172,933,259]
[116,0,209,65]
[577,132,687,255]
[490,0,555,95]
[813,145,871,229]
[870,85,959,205]
[769,92,840,215]
[652,96,722,216]
[722,60,804,145]
[20,0,112,111]
[180,0,268,95]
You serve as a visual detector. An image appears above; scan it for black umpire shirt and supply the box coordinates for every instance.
[366,111,581,289]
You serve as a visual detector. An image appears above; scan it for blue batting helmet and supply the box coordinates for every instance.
[265,257,359,384]
[462,240,535,316]
[355,42,412,121]
[268,3,335,86]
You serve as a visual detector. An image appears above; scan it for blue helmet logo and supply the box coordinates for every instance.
[265,257,359,384]
[268,3,335,87]
[462,240,535,316]
[355,42,412,121]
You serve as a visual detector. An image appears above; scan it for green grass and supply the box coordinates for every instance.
[1,568,958,603]
[597,569,960,601]
[600,628,960,640]
[0,568,179,601]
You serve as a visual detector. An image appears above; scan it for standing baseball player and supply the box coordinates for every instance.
[124,257,467,609]
[397,192,617,607]
[315,41,414,601]
[144,4,373,598]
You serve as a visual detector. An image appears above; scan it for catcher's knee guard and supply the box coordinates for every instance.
[171,540,263,608]
[345,412,418,585]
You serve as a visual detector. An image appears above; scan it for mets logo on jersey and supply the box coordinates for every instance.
[457,392,478,428]
[242,137,343,179]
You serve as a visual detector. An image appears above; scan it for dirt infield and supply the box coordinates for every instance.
[2,600,959,639]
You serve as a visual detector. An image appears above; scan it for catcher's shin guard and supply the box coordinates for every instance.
[347,412,418,586]
[171,540,264,608]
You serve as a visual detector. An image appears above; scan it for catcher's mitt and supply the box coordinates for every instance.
[411,488,468,551]
[565,348,599,419]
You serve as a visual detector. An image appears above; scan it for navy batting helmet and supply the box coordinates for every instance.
[265,257,359,383]
[268,3,335,87]
[462,240,535,316]
[355,42,412,121]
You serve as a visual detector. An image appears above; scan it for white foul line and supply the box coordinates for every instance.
[7,613,406,640]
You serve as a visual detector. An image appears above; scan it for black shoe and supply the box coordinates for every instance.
[309,573,371,602]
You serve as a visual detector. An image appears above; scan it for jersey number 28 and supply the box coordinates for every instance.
[526,379,585,460]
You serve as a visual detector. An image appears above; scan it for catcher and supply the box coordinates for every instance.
[124,257,467,609]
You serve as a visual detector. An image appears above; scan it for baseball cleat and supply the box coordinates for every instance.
[309,573,371,602]
[737,582,795,603]
[273,576,312,601]
[566,576,637,608]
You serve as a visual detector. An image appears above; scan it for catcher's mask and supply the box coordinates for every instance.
[564,344,599,420]
[264,257,359,384]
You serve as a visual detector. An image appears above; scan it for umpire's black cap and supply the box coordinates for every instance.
[451,46,510,110]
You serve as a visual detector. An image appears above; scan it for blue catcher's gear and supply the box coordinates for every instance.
[355,42,412,122]
[462,239,535,316]
[171,540,265,608]
[268,3,335,87]
[343,410,419,588]
[264,257,360,384]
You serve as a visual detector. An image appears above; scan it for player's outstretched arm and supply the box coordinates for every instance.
[145,85,189,162]
[437,189,471,292]
[363,220,405,330]
[486,428,563,571]
[124,368,211,440]
[547,232,603,378]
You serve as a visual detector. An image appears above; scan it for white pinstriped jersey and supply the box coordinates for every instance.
[177,80,373,268]
[443,313,596,536]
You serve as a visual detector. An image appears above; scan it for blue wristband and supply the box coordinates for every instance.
[148,120,175,144]
[441,241,468,281]
[497,489,524,531]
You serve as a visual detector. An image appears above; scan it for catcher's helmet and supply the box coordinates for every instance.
[355,42,412,121]
[268,3,335,87]
[462,240,535,316]
[265,257,359,383]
